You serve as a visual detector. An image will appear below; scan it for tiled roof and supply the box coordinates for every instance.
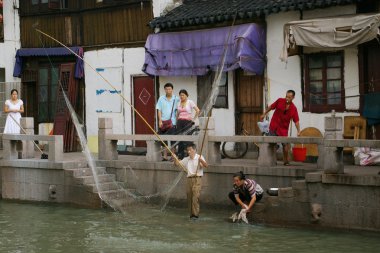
[150,0,361,30]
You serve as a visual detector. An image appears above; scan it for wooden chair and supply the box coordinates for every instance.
[343,116,367,155]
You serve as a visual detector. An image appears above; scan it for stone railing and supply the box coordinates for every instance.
[2,117,63,162]
[98,117,380,174]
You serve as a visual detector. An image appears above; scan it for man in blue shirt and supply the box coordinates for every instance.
[156,83,179,160]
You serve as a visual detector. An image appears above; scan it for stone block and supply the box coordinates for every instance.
[323,146,344,174]
[48,135,63,162]
[146,141,161,162]
[294,188,309,202]
[198,117,215,130]
[20,117,34,129]
[324,116,342,131]
[292,180,306,190]
[258,143,277,167]
[317,144,324,169]
[305,172,322,183]
[98,118,113,129]
[278,187,294,198]
[3,139,18,160]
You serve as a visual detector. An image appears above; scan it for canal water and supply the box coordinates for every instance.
[0,201,379,253]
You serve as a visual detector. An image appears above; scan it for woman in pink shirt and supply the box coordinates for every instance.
[176,89,200,159]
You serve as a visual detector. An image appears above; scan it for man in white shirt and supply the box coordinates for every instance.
[174,143,208,219]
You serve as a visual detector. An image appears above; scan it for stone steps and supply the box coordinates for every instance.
[76,174,116,185]
[65,167,107,177]
[86,182,121,193]
[64,165,131,210]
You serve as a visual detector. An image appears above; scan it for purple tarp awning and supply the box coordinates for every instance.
[142,23,266,76]
[13,47,84,79]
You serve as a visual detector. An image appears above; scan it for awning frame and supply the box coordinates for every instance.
[13,47,84,79]
[142,23,266,76]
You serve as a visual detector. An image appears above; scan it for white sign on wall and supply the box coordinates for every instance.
[94,67,123,113]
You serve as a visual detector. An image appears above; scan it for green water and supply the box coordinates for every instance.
[0,201,379,253]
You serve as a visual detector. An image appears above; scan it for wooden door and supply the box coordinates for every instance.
[235,69,264,136]
[359,41,380,139]
[133,76,155,147]
[53,63,78,152]
[22,82,38,131]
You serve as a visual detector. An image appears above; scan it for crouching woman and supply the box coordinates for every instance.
[228,171,264,212]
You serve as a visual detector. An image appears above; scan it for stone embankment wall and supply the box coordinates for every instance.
[104,161,380,231]
[1,159,379,231]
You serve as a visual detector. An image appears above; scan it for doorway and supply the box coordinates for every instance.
[132,76,155,147]
[235,69,264,136]
[359,41,380,139]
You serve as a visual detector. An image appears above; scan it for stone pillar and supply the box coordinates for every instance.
[98,118,118,160]
[20,117,35,159]
[48,135,63,162]
[323,146,344,174]
[2,134,18,160]
[324,110,343,139]
[146,140,161,162]
[198,117,220,164]
[258,143,277,166]
[317,144,324,169]
[322,110,344,173]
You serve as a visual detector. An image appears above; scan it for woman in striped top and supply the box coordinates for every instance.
[228,171,264,212]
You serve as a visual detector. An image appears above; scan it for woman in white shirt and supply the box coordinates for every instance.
[4,89,24,134]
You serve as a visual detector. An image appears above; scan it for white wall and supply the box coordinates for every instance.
[266,5,359,137]
[0,0,20,81]
[84,47,147,151]
[212,72,235,136]
[152,0,182,18]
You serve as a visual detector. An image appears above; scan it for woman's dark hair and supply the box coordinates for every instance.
[233,171,246,180]
[164,83,173,89]
[179,89,188,97]
[10,89,18,95]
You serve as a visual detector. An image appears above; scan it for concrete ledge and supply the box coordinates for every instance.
[2,134,61,142]
[100,159,316,178]
[305,172,322,182]
[209,136,323,144]
[106,134,197,142]
[0,160,88,170]
[324,139,380,148]
[322,174,380,186]
[292,180,307,189]
[278,187,294,198]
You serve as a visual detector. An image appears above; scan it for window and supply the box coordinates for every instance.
[48,0,68,9]
[304,52,345,113]
[197,72,228,110]
[31,0,67,9]
[38,66,58,123]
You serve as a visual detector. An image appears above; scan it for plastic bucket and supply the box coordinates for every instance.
[292,147,307,162]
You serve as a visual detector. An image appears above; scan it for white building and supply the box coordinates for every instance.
[84,0,380,153]
[0,0,20,137]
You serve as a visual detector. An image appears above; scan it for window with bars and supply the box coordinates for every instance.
[197,72,228,109]
[38,66,58,123]
[304,52,345,113]
[31,0,67,9]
